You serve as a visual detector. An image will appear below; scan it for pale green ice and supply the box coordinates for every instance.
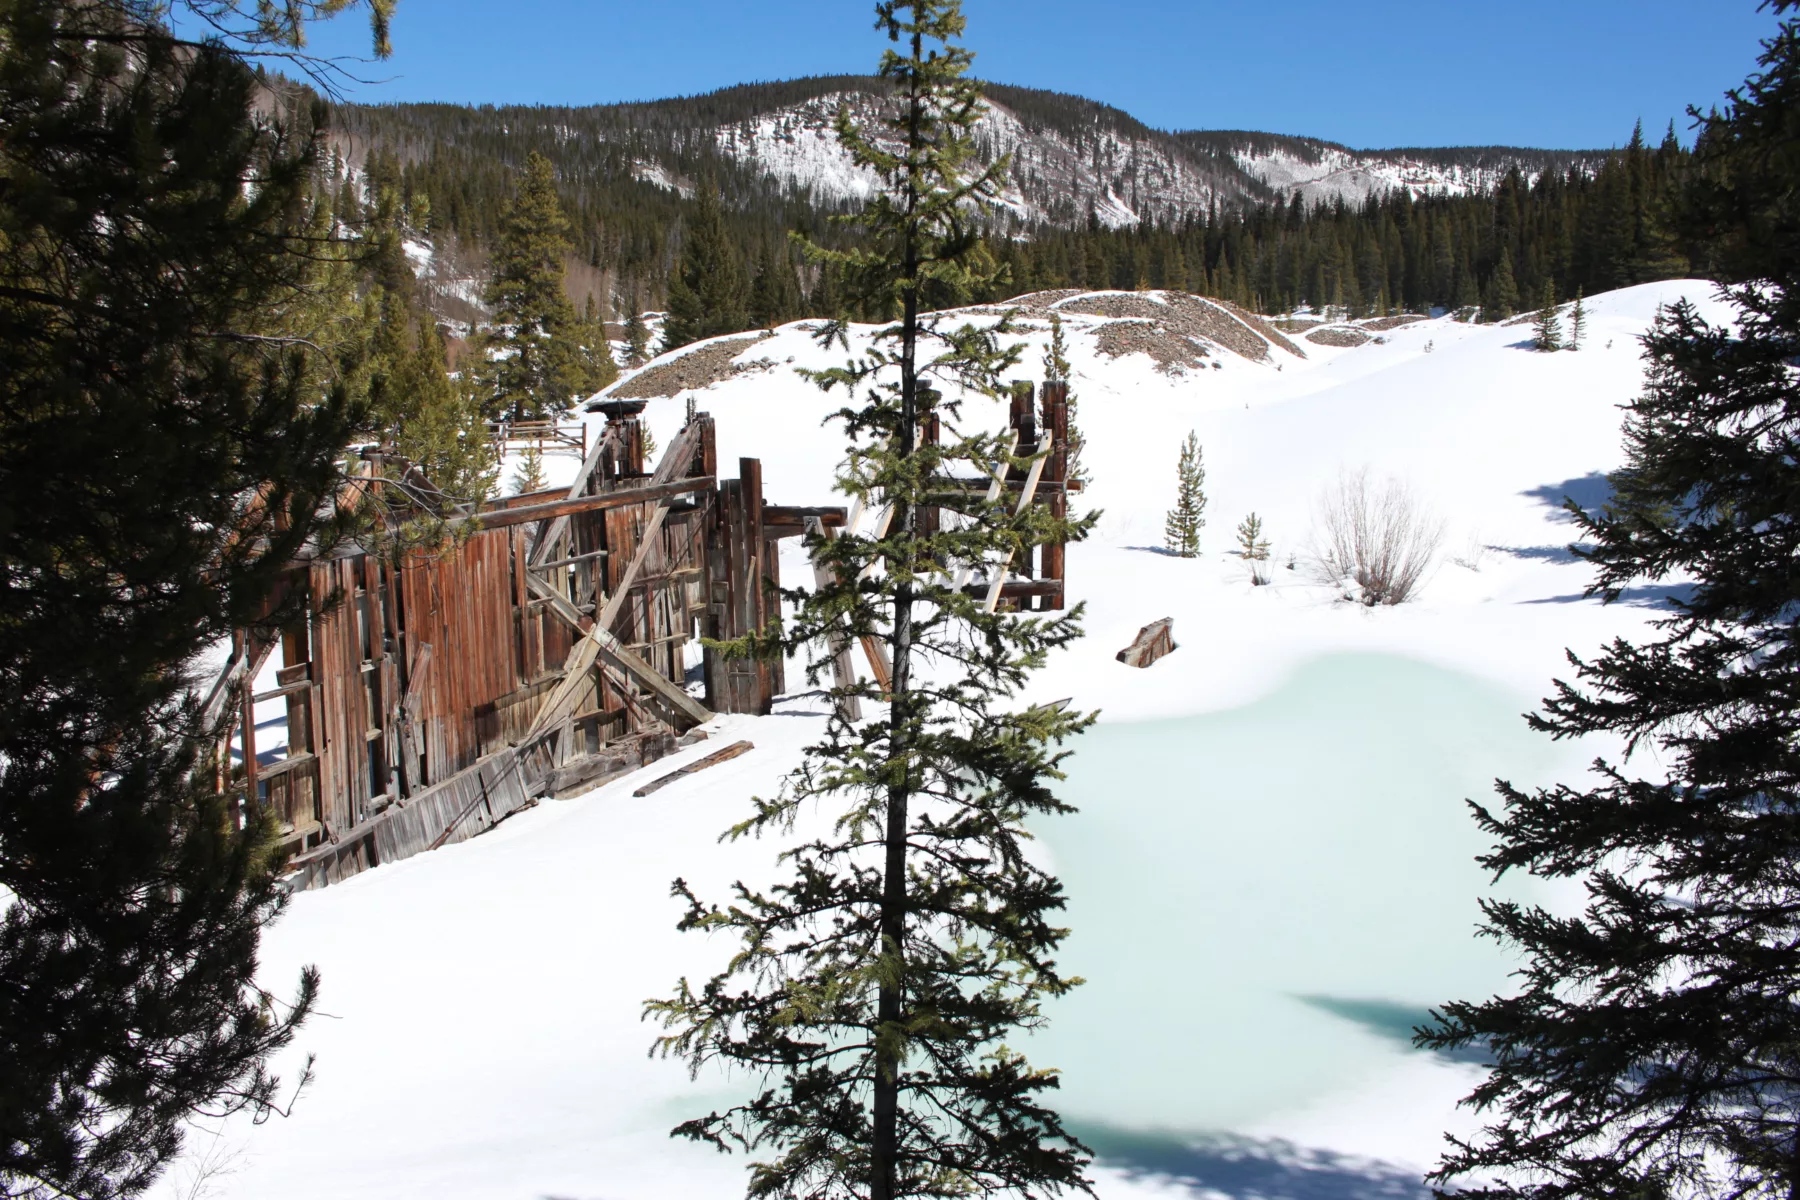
[1034,653,1584,1132]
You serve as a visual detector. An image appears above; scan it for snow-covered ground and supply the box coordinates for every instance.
[181,281,1726,1200]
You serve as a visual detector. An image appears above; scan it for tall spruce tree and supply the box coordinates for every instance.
[1485,247,1521,321]
[1420,9,1800,1197]
[478,151,595,418]
[661,179,749,350]
[622,284,651,367]
[1164,432,1206,557]
[647,5,1095,1198]
[0,1,392,1195]
[748,239,803,329]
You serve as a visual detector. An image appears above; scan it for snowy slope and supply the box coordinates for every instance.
[181,280,1728,1200]
[692,92,1599,225]
[712,92,1248,228]
[1232,144,1557,205]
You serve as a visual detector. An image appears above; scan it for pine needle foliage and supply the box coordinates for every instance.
[647,6,1096,1199]
[0,1,390,1194]
[1532,281,1563,351]
[663,178,750,351]
[1041,310,1087,487]
[1568,288,1587,350]
[478,152,609,418]
[1419,10,1800,1196]
[1163,432,1206,557]
[1235,512,1271,585]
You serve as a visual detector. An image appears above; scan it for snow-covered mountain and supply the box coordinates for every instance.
[711,88,1254,229]
[687,83,1606,225]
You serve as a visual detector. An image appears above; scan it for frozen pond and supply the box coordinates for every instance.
[1032,654,1581,1189]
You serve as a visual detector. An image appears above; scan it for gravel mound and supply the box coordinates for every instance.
[1306,327,1372,348]
[608,333,776,399]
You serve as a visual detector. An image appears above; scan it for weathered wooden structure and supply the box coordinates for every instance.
[204,402,840,888]
[207,378,1077,888]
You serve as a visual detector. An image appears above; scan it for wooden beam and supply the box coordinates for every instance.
[526,497,712,740]
[763,505,848,528]
[593,631,713,729]
[531,548,608,571]
[453,475,715,536]
[808,516,861,722]
[632,739,754,797]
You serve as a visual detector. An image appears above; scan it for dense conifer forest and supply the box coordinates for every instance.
[328,76,1691,327]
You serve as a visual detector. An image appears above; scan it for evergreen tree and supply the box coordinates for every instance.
[1236,512,1271,585]
[1041,309,1088,486]
[1420,10,1800,1196]
[648,6,1095,1198]
[0,1,391,1195]
[661,179,748,350]
[357,188,497,511]
[1568,287,1587,350]
[623,286,651,367]
[748,239,802,329]
[510,444,547,495]
[1164,432,1206,557]
[1485,247,1520,321]
[477,151,589,419]
[386,319,498,506]
[1532,280,1563,351]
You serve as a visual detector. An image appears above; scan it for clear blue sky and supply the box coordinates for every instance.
[299,0,1782,150]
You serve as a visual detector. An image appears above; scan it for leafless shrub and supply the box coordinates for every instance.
[1310,469,1445,605]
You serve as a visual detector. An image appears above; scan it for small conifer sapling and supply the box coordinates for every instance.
[1164,431,1206,557]
[1532,280,1563,351]
[510,444,546,495]
[1237,512,1272,585]
[1568,288,1586,350]
[1043,309,1087,486]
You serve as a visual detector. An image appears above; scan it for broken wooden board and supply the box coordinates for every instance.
[632,740,754,797]
[1116,618,1177,668]
[545,731,679,800]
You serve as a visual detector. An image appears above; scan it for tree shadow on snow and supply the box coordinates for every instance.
[1521,473,1612,524]
[1293,995,1490,1067]
[1524,582,1694,608]
[1078,1123,1428,1200]
[1124,544,1183,557]
[1490,543,1586,564]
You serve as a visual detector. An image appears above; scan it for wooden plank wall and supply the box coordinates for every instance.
[246,409,824,887]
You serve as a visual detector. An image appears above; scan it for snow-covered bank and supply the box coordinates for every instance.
[190,281,1726,1200]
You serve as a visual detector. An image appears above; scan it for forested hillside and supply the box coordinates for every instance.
[324,76,1689,331]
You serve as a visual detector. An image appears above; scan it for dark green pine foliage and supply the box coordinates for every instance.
[1164,432,1206,557]
[1419,9,1800,1196]
[1485,246,1521,321]
[748,239,803,329]
[1531,280,1563,351]
[0,0,390,1195]
[646,4,1095,1198]
[662,179,749,350]
[1042,309,1087,486]
[478,151,609,418]
[622,286,651,366]
[356,185,497,507]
